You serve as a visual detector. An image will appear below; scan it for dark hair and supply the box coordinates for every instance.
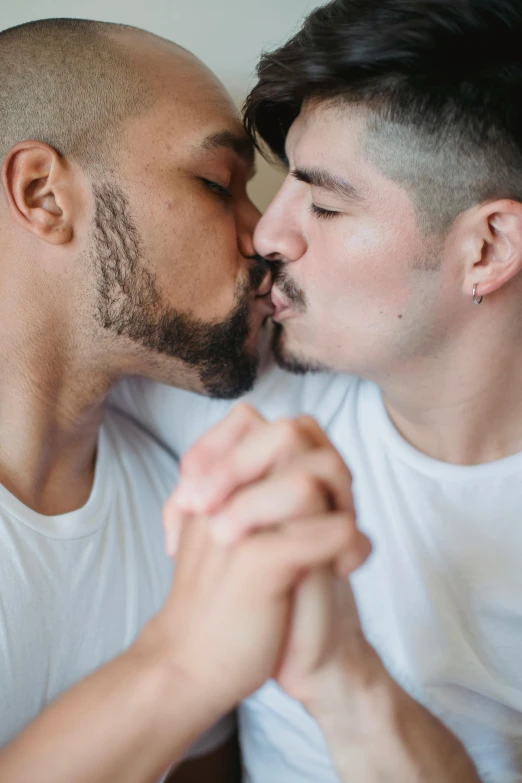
[244,0,522,231]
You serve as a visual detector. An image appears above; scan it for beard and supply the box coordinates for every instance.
[269,267,327,376]
[271,323,327,375]
[91,181,270,399]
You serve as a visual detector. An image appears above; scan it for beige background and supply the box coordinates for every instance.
[1,0,318,209]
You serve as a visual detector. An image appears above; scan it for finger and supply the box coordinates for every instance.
[334,533,373,577]
[210,450,353,544]
[175,404,265,510]
[163,492,189,556]
[183,415,332,516]
[243,512,360,592]
[169,512,229,593]
[275,567,333,680]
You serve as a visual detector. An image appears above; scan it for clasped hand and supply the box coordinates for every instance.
[158,405,373,713]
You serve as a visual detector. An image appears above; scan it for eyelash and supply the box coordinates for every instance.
[309,203,340,221]
[201,178,233,202]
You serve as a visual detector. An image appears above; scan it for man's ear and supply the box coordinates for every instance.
[2,141,74,245]
[462,199,522,301]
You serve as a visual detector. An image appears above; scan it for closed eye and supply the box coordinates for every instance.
[201,178,233,201]
[309,203,340,220]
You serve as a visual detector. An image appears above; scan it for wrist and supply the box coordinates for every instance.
[303,635,385,720]
[304,647,478,783]
[304,639,399,741]
[131,619,226,753]
[301,644,408,780]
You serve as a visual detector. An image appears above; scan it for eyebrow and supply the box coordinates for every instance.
[199,130,256,169]
[291,167,363,203]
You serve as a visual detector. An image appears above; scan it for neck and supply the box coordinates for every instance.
[0,310,115,515]
[380,306,522,465]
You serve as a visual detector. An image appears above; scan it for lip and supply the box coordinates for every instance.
[270,287,291,321]
[256,271,273,297]
[255,292,275,316]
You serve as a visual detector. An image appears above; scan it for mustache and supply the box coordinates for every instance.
[246,255,308,311]
[246,254,273,292]
[271,263,307,310]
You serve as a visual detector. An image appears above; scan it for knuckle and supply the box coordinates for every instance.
[274,418,309,451]
[297,414,322,437]
[179,448,204,477]
[337,512,358,541]
[215,455,242,489]
[319,449,347,476]
[291,472,322,506]
[231,402,259,424]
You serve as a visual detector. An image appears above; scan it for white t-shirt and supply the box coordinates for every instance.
[113,359,522,783]
[0,408,232,765]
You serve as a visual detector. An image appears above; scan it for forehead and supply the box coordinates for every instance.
[286,100,367,168]
[286,100,420,224]
[287,101,415,205]
[123,40,247,154]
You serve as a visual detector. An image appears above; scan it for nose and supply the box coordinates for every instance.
[254,175,307,264]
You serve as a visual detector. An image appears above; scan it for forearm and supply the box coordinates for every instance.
[0,622,221,783]
[308,646,481,783]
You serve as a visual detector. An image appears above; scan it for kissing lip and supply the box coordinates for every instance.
[256,271,273,298]
[271,287,291,320]
[255,292,275,316]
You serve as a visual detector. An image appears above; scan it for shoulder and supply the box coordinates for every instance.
[102,406,179,496]
[109,378,232,456]
[110,353,360,456]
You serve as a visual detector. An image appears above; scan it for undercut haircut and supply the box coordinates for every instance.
[0,18,154,168]
[244,0,522,233]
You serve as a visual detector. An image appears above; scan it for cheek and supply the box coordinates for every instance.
[140,194,244,320]
[306,219,416,317]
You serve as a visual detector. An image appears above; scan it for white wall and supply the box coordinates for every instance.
[1,0,318,208]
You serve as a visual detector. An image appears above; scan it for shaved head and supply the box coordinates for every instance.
[0,18,268,399]
[0,18,163,167]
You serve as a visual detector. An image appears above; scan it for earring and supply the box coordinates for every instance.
[472,284,483,305]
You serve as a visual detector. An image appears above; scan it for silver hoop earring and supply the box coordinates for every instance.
[472,284,483,305]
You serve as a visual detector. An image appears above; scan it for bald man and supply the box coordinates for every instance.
[0,18,362,783]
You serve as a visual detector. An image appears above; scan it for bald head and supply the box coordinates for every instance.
[0,18,173,168]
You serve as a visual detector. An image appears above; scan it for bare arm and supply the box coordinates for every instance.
[307,644,481,783]
[169,407,482,783]
[0,627,220,783]
[0,454,350,783]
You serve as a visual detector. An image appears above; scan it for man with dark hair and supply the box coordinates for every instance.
[0,16,364,783]
[116,0,522,781]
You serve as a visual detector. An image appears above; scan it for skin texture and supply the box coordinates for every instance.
[0,420,357,783]
[2,16,520,783]
[166,91,522,782]
[169,408,481,783]
[0,29,271,516]
[255,100,522,465]
[0,24,367,783]
[0,24,274,783]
